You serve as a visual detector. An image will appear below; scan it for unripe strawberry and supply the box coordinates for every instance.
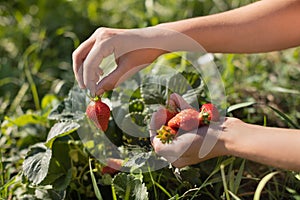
[86,98,110,131]
[156,125,177,144]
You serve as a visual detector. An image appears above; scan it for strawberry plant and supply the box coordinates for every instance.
[1,0,300,199]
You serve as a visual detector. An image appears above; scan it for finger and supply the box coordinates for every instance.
[95,59,144,95]
[152,131,198,156]
[169,93,192,110]
[83,40,113,95]
[77,64,84,88]
[82,61,103,96]
[149,106,168,138]
[72,38,96,88]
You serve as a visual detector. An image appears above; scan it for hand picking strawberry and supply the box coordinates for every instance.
[156,103,220,144]
[86,96,110,132]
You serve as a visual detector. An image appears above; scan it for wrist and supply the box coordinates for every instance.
[218,117,246,157]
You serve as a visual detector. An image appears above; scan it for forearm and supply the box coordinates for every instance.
[222,118,300,171]
[157,0,300,53]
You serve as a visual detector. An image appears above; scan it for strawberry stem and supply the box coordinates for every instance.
[93,95,100,102]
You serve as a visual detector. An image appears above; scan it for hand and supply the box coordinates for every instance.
[150,93,227,168]
[72,27,167,96]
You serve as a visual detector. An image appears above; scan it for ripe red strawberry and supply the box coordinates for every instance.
[156,103,220,144]
[156,125,177,144]
[101,158,123,175]
[154,107,178,127]
[86,97,110,131]
[167,108,200,131]
[199,103,220,125]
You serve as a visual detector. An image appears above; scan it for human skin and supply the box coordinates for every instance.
[72,0,300,171]
[72,0,300,95]
[150,94,300,171]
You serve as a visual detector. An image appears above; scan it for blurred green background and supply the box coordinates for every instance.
[1,0,299,126]
[1,0,300,199]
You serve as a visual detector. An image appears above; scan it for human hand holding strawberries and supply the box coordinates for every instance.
[150,93,226,168]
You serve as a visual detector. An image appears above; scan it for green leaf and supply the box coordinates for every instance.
[112,173,149,200]
[268,86,300,94]
[22,143,52,185]
[266,105,299,129]
[227,102,256,113]
[233,159,245,194]
[123,151,152,171]
[48,86,88,121]
[41,94,59,110]
[141,75,168,105]
[3,113,48,128]
[228,190,242,200]
[89,158,103,200]
[45,121,80,148]
[35,188,66,200]
[41,140,72,191]
[254,171,279,200]
[141,72,203,106]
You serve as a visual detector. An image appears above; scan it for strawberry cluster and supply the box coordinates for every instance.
[156,103,220,144]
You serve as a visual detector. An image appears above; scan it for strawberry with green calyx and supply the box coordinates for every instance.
[156,125,177,144]
[86,95,110,132]
[199,103,220,125]
[156,103,220,144]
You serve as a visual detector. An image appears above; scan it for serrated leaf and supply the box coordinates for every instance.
[41,141,72,191]
[141,75,168,105]
[168,73,192,94]
[141,72,204,107]
[35,188,66,200]
[112,173,148,200]
[48,86,88,121]
[123,151,152,169]
[45,121,80,148]
[23,143,52,185]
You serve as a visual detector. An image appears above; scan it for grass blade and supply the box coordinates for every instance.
[111,184,117,200]
[189,157,235,200]
[266,105,299,129]
[220,164,230,200]
[254,171,279,200]
[228,190,242,200]
[227,102,256,113]
[89,158,103,200]
[233,159,245,194]
[154,181,172,198]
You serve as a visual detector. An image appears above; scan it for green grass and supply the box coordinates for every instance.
[1,0,300,199]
